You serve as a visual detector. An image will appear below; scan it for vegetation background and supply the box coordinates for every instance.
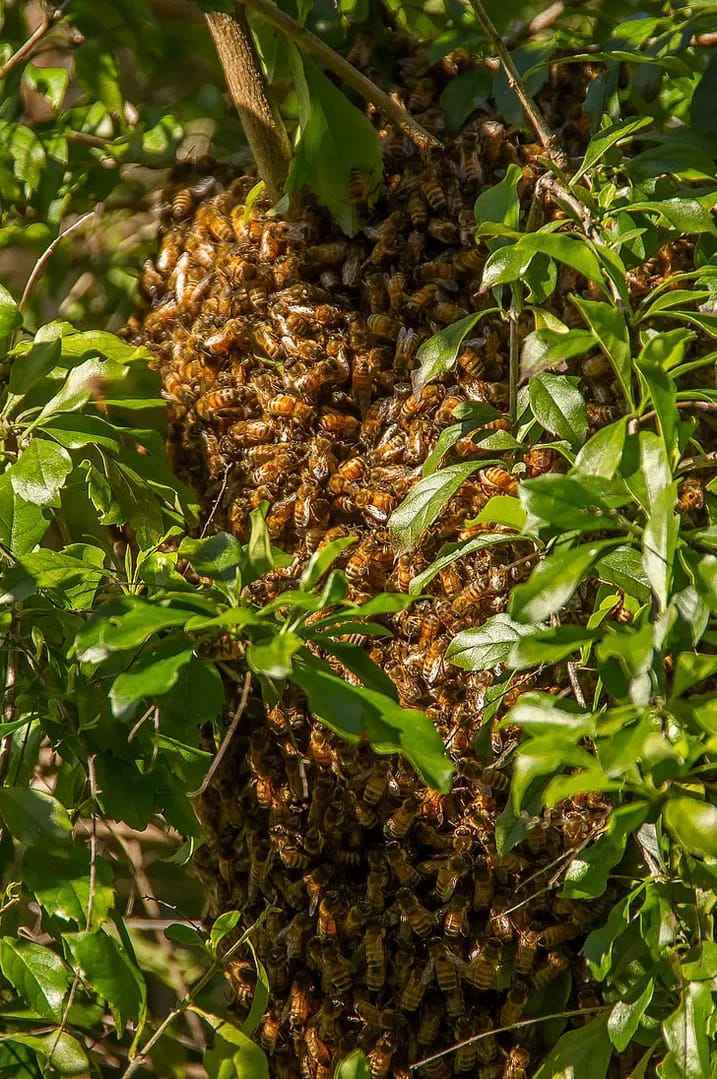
[0,0,716,1077]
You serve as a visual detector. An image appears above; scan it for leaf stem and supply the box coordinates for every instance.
[461,0,566,169]
[237,0,442,152]
[18,208,100,315]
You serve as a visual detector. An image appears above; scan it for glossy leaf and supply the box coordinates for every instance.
[389,461,483,551]
[334,1051,371,1079]
[412,311,492,394]
[64,929,146,1037]
[608,979,654,1053]
[0,786,72,847]
[0,939,72,1021]
[572,296,633,405]
[447,613,542,670]
[642,482,679,611]
[533,1013,612,1079]
[529,372,588,446]
[409,532,517,595]
[22,847,114,929]
[510,543,613,623]
[663,796,717,858]
[659,982,712,1079]
[573,115,653,183]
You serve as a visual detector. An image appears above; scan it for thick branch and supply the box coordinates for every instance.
[205,8,291,200]
[238,0,442,152]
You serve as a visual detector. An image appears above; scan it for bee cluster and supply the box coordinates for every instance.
[134,44,616,1079]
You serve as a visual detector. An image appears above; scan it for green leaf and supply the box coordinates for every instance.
[245,504,274,584]
[474,163,522,235]
[9,439,73,508]
[202,1018,270,1079]
[532,1013,612,1079]
[413,311,493,394]
[636,361,678,469]
[246,632,303,679]
[8,338,61,396]
[22,847,114,929]
[24,64,69,111]
[409,532,517,595]
[529,373,588,447]
[334,1051,371,1079]
[471,495,526,531]
[38,412,121,450]
[209,911,242,956]
[608,979,654,1053]
[673,653,717,698]
[285,54,382,236]
[508,624,599,668]
[241,942,269,1038]
[663,796,717,858]
[293,664,453,792]
[483,232,607,294]
[312,640,398,700]
[0,787,72,846]
[0,939,71,1021]
[179,532,242,589]
[572,297,633,405]
[521,328,595,380]
[659,982,712,1079]
[300,536,356,591]
[64,929,146,1037]
[110,638,195,718]
[0,285,22,346]
[642,482,679,611]
[595,546,651,603]
[510,543,612,623]
[522,474,629,533]
[573,419,628,479]
[505,691,594,738]
[0,472,49,555]
[446,613,542,670]
[572,115,653,183]
[164,923,206,949]
[560,803,649,899]
[389,460,484,551]
[94,756,154,831]
[3,1031,90,1076]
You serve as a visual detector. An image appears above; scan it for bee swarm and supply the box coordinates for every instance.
[133,47,616,1079]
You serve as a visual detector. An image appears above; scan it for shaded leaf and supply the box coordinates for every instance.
[389,461,483,551]
[64,929,146,1037]
[0,939,71,1022]
[0,786,72,847]
[529,373,588,447]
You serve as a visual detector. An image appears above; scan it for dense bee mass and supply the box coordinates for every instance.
[132,44,624,1079]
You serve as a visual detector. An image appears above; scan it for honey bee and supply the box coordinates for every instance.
[308,241,349,265]
[385,794,421,840]
[396,888,433,938]
[319,409,361,438]
[367,1033,395,1079]
[433,300,468,323]
[385,842,422,887]
[322,942,353,995]
[481,765,511,792]
[677,475,704,515]
[171,188,194,220]
[421,640,446,686]
[309,727,337,771]
[540,923,578,947]
[415,1061,450,1079]
[480,466,518,496]
[443,895,470,938]
[515,927,540,975]
[429,938,459,992]
[259,1010,281,1054]
[351,354,374,415]
[503,1047,530,1079]
[453,1017,478,1072]
[406,284,438,315]
[464,937,502,989]
[494,962,526,1015]
[204,319,248,356]
[317,894,340,941]
[532,950,569,989]
[288,973,313,1034]
[367,314,401,341]
[364,923,386,992]
[345,898,373,939]
[416,996,442,1046]
[348,167,371,206]
[272,826,309,870]
[420,173,446,212]
[355,489,398,524]
[366,855,389,914]
[342,248,363,288]
[488,897,515,942]
[459,136,482,185]
[435,853,471,903]
[285,912,312,961]
[226,959,257,1008]
[304,1025,331,1067]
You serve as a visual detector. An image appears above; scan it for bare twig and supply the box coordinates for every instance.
[462,0,566,169]
[0,650,17,786]
[200,464,234,539]
[0,7,61,81]
[508,294,519,424]
[238,0,441,153]
[567,660,587,709]
[191,670,252,797]
[19,208,100,313]
[505,2,565,49]
[410,1007,609,1070]
[640,400,717,425]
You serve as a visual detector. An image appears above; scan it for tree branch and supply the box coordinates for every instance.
[205,8,291,200]
[462,0,566,169]
[237,0,442,153]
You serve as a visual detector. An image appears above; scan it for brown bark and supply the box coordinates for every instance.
[205,9,291,201]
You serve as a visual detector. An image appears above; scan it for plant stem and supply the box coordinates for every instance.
[205,8,292,201]
[462,0,567,169]
[19,208,100,315]
[238,0,441,153]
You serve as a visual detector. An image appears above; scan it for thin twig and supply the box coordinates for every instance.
[640,400,717,425]
[0,650,17,785]
[200,464,234,539]
[410,1007,609,1070]
[462,0,566,168]
[567,660,587,709]
[504,2,565,49]
[191,670,252,797]
[0,10,55,81]
[19,208,100,313]
[238,0,441,152]
[508,295,519,424]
